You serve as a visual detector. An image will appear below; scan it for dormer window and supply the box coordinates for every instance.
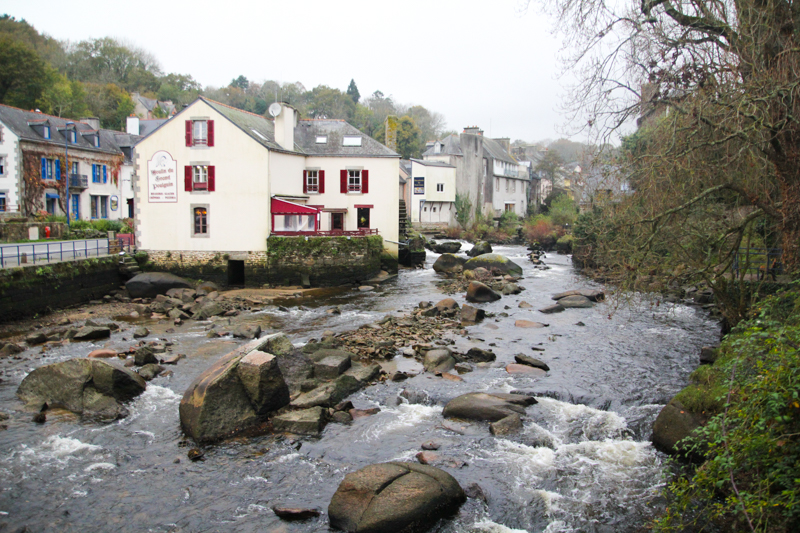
[343,135,362,147]
[64,129,77,143]
[93,135,100,147]
[43,125,51,139]
[316,135,327,144]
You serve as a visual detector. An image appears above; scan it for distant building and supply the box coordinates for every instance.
[409,159,457,228]
[422,126,529,222]
[131,92,176,119]
[0,104,138,221]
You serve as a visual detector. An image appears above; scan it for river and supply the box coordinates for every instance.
[0,245,719,532]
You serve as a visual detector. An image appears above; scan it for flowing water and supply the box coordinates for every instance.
[0,245,719,532]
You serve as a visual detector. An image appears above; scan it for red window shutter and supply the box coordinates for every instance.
[207,120,214,147]
[303,170,308,194]
[208,166,215,191]
[319,170,325,193]
[340,169,347,193]
[184,166,192,191]
[362,170,369,193]
[185,120,192,146]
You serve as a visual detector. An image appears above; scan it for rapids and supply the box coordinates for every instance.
[0,245,719,532]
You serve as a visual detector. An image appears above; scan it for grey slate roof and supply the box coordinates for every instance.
[295,120,398,157]
[410,158,455,168]
[138,119,168,137]
[422,134,462,157]
[482,137,517,165]
[202,98,289,152]
[0,103,138,156]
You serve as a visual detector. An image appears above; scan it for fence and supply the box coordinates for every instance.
[732,247,783,279]
[270,229,379,237]
[0,239,111,268]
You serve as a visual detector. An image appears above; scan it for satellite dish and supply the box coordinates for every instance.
[268,102,282,117]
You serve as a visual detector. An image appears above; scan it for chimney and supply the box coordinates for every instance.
[81,117,100,130]
[126,115,140,135]
[274,103,298,151]
[384,115,398,152]
[463,126,483,136]
[494,137,511,153]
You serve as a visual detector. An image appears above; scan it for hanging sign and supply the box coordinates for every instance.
[414,177,425,195]
[110,195,119,211]
[147,150,178,203]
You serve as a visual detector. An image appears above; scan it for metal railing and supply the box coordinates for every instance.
[69,174,89,188]
[732,247,783,279]
[0,239,111,268]
[271,229,379,237]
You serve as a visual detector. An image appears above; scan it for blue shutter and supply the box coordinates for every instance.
[103,165,107,183]
[41,157,46,180]
[55,160,61,181]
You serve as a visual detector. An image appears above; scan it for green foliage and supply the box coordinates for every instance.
[346,79,360,104]
[395,115,423,159]
[84,82,135,129]
[549,194,578,227]
[523,215,560,249]
[0,35,48,109]
[454,193,472,229]
[498,210,520,230]
[657,287,800,532]
[556,234,575,253]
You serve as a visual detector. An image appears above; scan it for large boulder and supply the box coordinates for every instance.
[466,281,501,303]
[328,462,465,533]
[72,326,111,341]
[272,406,328,435]
[434,241,462,254]
[443,392,537,422]
[432,254,466,275]
[466,241,492,257]
[17,358,146,420]
[556,295,593,308]
[179,334,291,443]
[423,349,456,373]
[551,289,605,302]
[652,398,705,457]
[463,254,523,277]
[126,272,192,299]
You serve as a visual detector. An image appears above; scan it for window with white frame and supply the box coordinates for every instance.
[192,205,209,236]
[41,158,55,180]
[343,136,362,147]
[316,135,327,144]
[90,195,108,219]
[306,170,319,192]
[348,169,361,192]
[43,125,51,139]
[436,183,444,192]
[193,165,208,190]
[193,120,208,145]
[0,156,5,176]
[511,180,516,193]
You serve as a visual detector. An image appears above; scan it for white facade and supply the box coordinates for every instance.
[409,159,457,226]
[0,122,20,215]
[134,98,400,256]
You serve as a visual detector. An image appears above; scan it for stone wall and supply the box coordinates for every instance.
[142,235,385,288]
[0,257,121,322]
[0,222,69,242]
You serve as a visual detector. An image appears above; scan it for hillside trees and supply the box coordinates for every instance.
[534,0,800,319]
[0,35,49,109]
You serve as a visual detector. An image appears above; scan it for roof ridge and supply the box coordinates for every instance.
[299,118,346,122]
[0,102,86,123]
[200,96,269,120]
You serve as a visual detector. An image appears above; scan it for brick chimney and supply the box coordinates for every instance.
[126,115,140,135]
[81,117,100,130]
[463,126,483,136]
[274,103,298,151]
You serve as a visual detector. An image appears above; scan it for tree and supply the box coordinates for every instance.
[406,105,447,142]
[305,85,355,120]
[531,0,800,275]
[0,36,48,109]
[346,79,360,104]
[0,15,65,67]
[38,72,88,117]
[84,83,135,130]
[230,75,249,91]
[535,150,564,182]
[63,37,162,90]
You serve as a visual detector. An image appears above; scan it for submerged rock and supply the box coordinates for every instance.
[442,392,537,422]
[328,462,465,533]
[17,358,146,420]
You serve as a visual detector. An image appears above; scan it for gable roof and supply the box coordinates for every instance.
[0,103,138,156]
[295,120,398,157]
[410,158,455,168]
[422,134,462,157]
[482,136,517,165]
[201,97,295,152]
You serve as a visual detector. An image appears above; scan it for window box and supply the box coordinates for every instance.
[184,165,215,192]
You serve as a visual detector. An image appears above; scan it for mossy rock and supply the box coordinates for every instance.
[463,254,523,276]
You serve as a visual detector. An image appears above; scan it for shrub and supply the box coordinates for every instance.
[549,194,578,227]
[656,286,800,532]
[556,234,575,253]
[524,215,558,249]
[443,226,463,239]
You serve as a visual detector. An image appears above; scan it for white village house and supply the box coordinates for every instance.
[0,104,137,222]
[133,97,400,286]
[408,159,457,228]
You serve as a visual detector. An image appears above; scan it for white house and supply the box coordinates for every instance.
[409,159,457,227]
[133,97,400,286]
[0,104,137,222]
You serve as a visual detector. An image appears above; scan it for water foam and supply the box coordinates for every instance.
[472,518,529,533]
[357,403,442,442]
[14,435,102,467]
[535,397,628,441]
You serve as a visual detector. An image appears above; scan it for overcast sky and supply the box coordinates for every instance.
[2,0,582,143]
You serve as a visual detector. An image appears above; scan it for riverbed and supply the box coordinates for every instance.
[0,245,719,532]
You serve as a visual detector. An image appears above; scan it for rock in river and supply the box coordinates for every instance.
[179,333,292,443]
[432,254,466,275]
[126,272,192,299]
[434,241,462,254]
[17,358,146,420]
[466,241,492,257]
[466,281,501,303]
[442,392,537,422]
[328,462,466,533]
[464,253,523,276]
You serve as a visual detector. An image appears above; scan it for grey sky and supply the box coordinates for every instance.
[2,0,577,143]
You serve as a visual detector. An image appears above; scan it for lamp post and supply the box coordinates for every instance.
[64,121,74,229]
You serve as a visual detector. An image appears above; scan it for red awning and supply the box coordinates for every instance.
[271,197,320,214]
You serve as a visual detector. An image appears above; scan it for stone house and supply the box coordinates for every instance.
[422,127,529,223]
[132,96,400,286]
[131,92,176,119]
[409,159,457,228]
[0,104,137,221]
